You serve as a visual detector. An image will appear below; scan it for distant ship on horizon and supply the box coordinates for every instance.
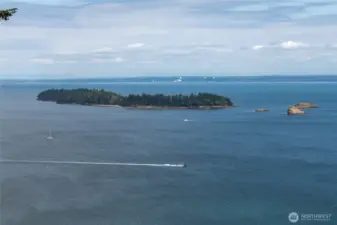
[173,77,183,82]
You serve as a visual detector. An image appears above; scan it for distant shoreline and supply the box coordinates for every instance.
[122,105,233,110]
[61,103,233,110]
[91,104,123,108]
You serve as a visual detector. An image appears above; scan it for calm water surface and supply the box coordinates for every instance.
[1,81,337,225]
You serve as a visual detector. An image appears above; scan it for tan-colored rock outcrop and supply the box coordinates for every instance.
[287,106,305,115]
[293,102,318,109]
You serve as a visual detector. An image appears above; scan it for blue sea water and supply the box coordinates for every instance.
[1,78,337,225]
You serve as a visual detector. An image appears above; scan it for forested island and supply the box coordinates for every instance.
[37,88,234,109]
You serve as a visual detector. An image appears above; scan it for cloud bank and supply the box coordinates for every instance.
[1,0,337,78]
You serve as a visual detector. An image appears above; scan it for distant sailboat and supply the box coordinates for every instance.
[47,128,53,140]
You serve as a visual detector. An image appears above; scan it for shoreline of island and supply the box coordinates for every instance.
[37,88,234,110]
[122,105,233,110]
[58,103,233,110]
[86,104,233,110]
[91,104,123,108]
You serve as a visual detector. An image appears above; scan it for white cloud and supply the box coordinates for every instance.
[127,43,145,48]
[90,57,124,63]
[251,41,313,50]
[93,47,116,53]
[252,45,264,50]
[280,41,309,49]
[30,58,54,64]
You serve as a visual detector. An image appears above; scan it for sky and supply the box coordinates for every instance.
[1,0,337,78]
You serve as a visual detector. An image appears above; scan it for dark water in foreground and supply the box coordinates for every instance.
[1,81,337,225]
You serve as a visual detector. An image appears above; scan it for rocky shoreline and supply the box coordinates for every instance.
[72,101,318,114]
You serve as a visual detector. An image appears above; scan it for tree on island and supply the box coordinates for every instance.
[0,8,17,21]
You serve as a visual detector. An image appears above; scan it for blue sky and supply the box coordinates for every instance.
[1,0,337,78]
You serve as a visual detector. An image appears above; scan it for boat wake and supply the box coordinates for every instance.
[0,159,187,168]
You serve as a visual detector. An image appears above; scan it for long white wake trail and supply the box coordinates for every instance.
[0,159,186,168]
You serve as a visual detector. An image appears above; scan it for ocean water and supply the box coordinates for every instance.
[1,79,337,225]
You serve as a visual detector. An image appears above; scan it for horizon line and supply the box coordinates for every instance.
[1,74,337,81]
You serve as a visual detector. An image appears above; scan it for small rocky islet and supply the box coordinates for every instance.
[254,102,318,115]
[287,102,318,115]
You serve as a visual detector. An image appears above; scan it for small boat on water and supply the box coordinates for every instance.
[166,163,187,168]
[47,128,53,140]
[173,77,183,82]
